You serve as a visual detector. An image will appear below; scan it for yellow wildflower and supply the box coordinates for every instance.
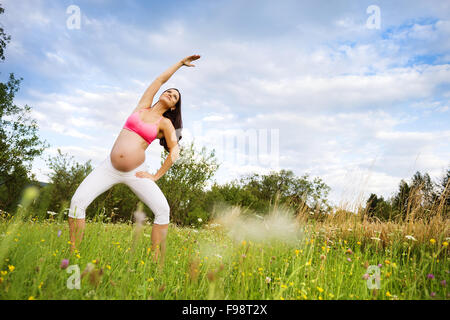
[0,271,7,276]
[430,239,436,244]
[443,241,448,247]
[386,291,391,297]
[319,296,323,300]
[317,286,324,293]
[28,296,35,300]
[281,284,287,288]
[106,265,111,270]
[38,282,43,289]
[8,265,14,272]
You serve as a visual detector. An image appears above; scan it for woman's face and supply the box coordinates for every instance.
[160,89,180,108]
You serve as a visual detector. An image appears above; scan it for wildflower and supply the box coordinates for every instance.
[357,241,361,245]
[47,211,58,216]
[427,274,435,279]
[440,280,447,286]
[318,296,323,300]
[0,271,7,276]
[317,286,324,293]
[295,249,300,256]
[384,260,390,265]
[28,296,35,300]
[362,273,370,280]
[443,242,448,247]
[430,292,436,297]
[265,277,271,284]
[38,282,43,289]
[60,259,69,269]
[345,248,353,255]
[106,265,111,270]
[371,237,381,241]
[197,218,202,222]
[57,230,62,237]
[386,291,391,297]
[347,258,352,262]
[378,263,382,268]
[8,265,14,272]
[242,240,247,246]
[281,284,287,289]
[405,235,417,241]
[430,239,436,244]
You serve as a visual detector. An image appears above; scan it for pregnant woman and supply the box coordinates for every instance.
[68,54,201,265]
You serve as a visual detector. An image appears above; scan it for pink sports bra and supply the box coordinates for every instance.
[123,108,163,144]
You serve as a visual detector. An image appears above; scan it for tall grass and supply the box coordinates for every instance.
[0,186,448,300]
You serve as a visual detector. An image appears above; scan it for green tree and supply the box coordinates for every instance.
[0,5,49,212]
[43,149,93,213]
[157,141,219,225]
[0,5,11,61]
[365,193,393,221]
[410,171,436,208]
[237,170,330,215]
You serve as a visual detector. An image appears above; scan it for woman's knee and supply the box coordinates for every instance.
[154,202,170,225]
[68,194,87,219]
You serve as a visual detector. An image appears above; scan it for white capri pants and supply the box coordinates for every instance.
[68,156,170,224]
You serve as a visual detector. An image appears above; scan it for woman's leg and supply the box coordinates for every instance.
[68,158,120,253]
[125,176,170,265]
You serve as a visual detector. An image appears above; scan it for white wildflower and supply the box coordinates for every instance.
[405,235,417,241]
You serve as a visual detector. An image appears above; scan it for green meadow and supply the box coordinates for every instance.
[0,197,448,300]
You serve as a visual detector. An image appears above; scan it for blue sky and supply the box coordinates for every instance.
[1,0,449,206]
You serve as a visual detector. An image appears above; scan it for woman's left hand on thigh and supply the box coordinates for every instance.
[135,171,157,181]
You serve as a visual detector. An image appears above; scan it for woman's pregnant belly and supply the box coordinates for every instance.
[110,129,148,172]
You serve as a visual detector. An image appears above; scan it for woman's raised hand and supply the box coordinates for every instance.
[181,54,201,67]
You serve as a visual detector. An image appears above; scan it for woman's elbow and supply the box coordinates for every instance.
[169,146,180,162]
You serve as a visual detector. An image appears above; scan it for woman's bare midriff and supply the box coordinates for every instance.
[110,129,150,172]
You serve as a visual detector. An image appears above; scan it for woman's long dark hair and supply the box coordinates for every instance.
[151,88,182,153]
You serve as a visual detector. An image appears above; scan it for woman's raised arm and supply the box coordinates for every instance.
[136,55,201,110]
